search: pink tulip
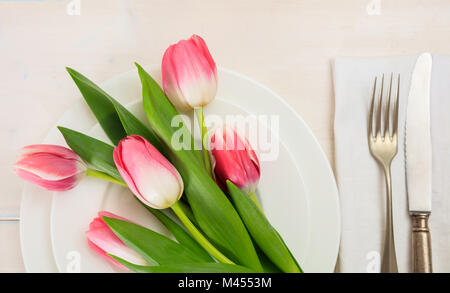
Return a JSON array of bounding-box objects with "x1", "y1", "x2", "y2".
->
[
  {"x1": 162, "y1": 34, "x2": 217, "y2": 110},
  {"x1": 210, "y1": 127, "x2": 260, "y2": 194},
  {"x1": 113, "y1": 135, "x2": 184, "y2": 209},
  {"x1": 86, "y1": 211, "x2": 147, "y2": 270},
  {"x1": 14, "y1": 144, "x2": 87, "y2": 191}
]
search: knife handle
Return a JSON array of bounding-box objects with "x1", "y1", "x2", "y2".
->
[{"x1": 411, "y1": 213, "x2": 433, "y2": 273}]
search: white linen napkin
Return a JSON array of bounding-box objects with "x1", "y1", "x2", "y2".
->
[{"x1": 333, "y1": 54, "x2": 450, "y2": 273}]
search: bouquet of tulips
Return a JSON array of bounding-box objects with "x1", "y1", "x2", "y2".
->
[{"x1": 14, "y1": 35, "x2": 302, "y2": 273}]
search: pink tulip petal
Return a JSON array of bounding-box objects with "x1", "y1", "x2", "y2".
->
[
  {"x1": 161, "y1": 35, "x2": 217, "y2": 109},
  {"x1": 141, "y1": 136, "x2": 181, "y2": 180},
  {"x1": 14, "y1": 168, "x2": 81, "y2": 191},
  {"x1": 162, "y1": 46, "x2": 191, "y2": 110},
  {"x1": 191, "y1": 35, "x2": 217, "y2": 77},
  {"x1": 19, "y1": 144, "x2": 80, "y2": 160},
  {"x1": 86, "y1": 212, "x2": 147, "y2": 268},
  {"x1": 98, "y1": 211, "x2": 129, "y2": 222},
  {"x1": 15, "y1": 153, "x2": 85, "y2": 181},
  {"x1": 89, "y1": 216, "x2": 107, "y2": 230},
  {"x1": 14, "y1": 144, "x2": 86, "y2": 191},
  {"x1": 113, "y1": 136, "x2": 183, "y2": 209},
  {"x1": 87, "y1": 240, "x2": 129, "y2": 271},
  {"x1": 172, "y1": 39, "x2": 214, "y2": 82},
  {"x1": 210, "y1": 127, "x2": 260, "y2": 194},
  {"x1": 113, "y1": 142, "x2": 141, "y2": 198},
  {"x1": 238, "y1": 136, "x2": 260, "y2": 185},
  {"x1": 211, "y1": 133, "x2": 247, "y2": 189}
]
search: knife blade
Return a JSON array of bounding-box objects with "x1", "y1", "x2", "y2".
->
[
  {"x1": 405, "y1": 53, "x2": 432, "y2": 213},
  {"x1": 405, "y1": 52, "x2": 433, "y2": 273}
]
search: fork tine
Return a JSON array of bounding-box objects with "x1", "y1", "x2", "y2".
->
[
  {"x1": 393, "y1": 74, "x2": 400, "y2": 137},
  {"x1": 376, "y1": 74, "x2": 385, "y2": 138},
  {"x1": 385, "y1": 73, "x2": 393, "y2": 138},
  {"x1": 369, "y1": 77, "x2": 377, "y2": 138}
]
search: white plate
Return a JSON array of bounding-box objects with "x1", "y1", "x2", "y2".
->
[{"x1": 21, "y1": 67, "x2": 340, "y2": 273}]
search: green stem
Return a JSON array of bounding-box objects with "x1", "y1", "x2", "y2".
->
[
  {"x1": 171, "y1": 201, "x2": 233, "y2": 264},
  {"x1": 195, "y1": 107, "x2": 212, "y2": 176},
  {"x1": 177, "y1": 200, "x2": 198, "y2": 226},
  {"x1": 86, "y1": 169, "x2": 127, "y2": 187}
]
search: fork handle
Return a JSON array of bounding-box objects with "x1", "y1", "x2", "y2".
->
[
  {"x1": 381, "y1": 166, "x2": 398, "y2": 273},
  {"x1": 411, "y1": 213, "x2": 433, "y2": 273}
]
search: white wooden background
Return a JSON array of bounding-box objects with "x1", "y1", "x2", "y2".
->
[{"x1": 1, "y1": 0, "x2": 450, "y2": 272}]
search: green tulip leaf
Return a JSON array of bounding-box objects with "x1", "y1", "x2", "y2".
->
[
  {"x1": 136, "y1": 63, "x2": 262, "y2": 272},
  {"x1": 103, "y1": 216, "x2": 209, "y2": 266},
  {"x1": 134, "y1": 63, "x2": 203, "y2": 165},
  {"x1": 57, "y1": 126, "x2": 121, "y2": 180},
  {"x1": 66, "y1": 67, "x2": 164, "y2": 151},
  {"x1": 66, "y1": 67, "x2": 126, "y2": 145},
  {"x1": 113, "y1": 102, "x2": 165, "y2": 153},
  {"x1": 109, "y1": 255, "x2": 256, "y2": 273},
  {"x1": 226, "y1": 181, "x2": 303, "y2": 273},
  {"x1": 144, "y1": 207, "x2": 213, "y2": 262},
  {"x1": 257, "y1": 248, "x2": 283, "y2": 273}
]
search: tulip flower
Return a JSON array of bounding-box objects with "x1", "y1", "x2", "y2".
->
[
  {"x1": 162, "y1": 34, "x2": 217, "y2": 175},
  {"x1": 113, "y1": 135, "x2": 183, "y2": 209},
  {"x1": 210, "y1": 127, "x2": 261, "y2": 195},
  {"x1": 113, "y1": 135, "x2": 234, "y2": 265},
  {"x1": 14, "y1": 144, "x2": 87, "y2": 191},
  {"x1": 86, "y1": 211, "x2": 147, "y2": 270},
  {"x1": 161, "y1": 34, "x2": 217, "y2": 110}
]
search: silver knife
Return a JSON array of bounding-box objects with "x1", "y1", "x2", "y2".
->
[{"x1": 405, "y1": 53, "x2": 433, "y2": 273}]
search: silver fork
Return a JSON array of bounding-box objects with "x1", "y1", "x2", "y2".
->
[{"x1": 368, "y1": 73, "x2": 400, "y2": 273}]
